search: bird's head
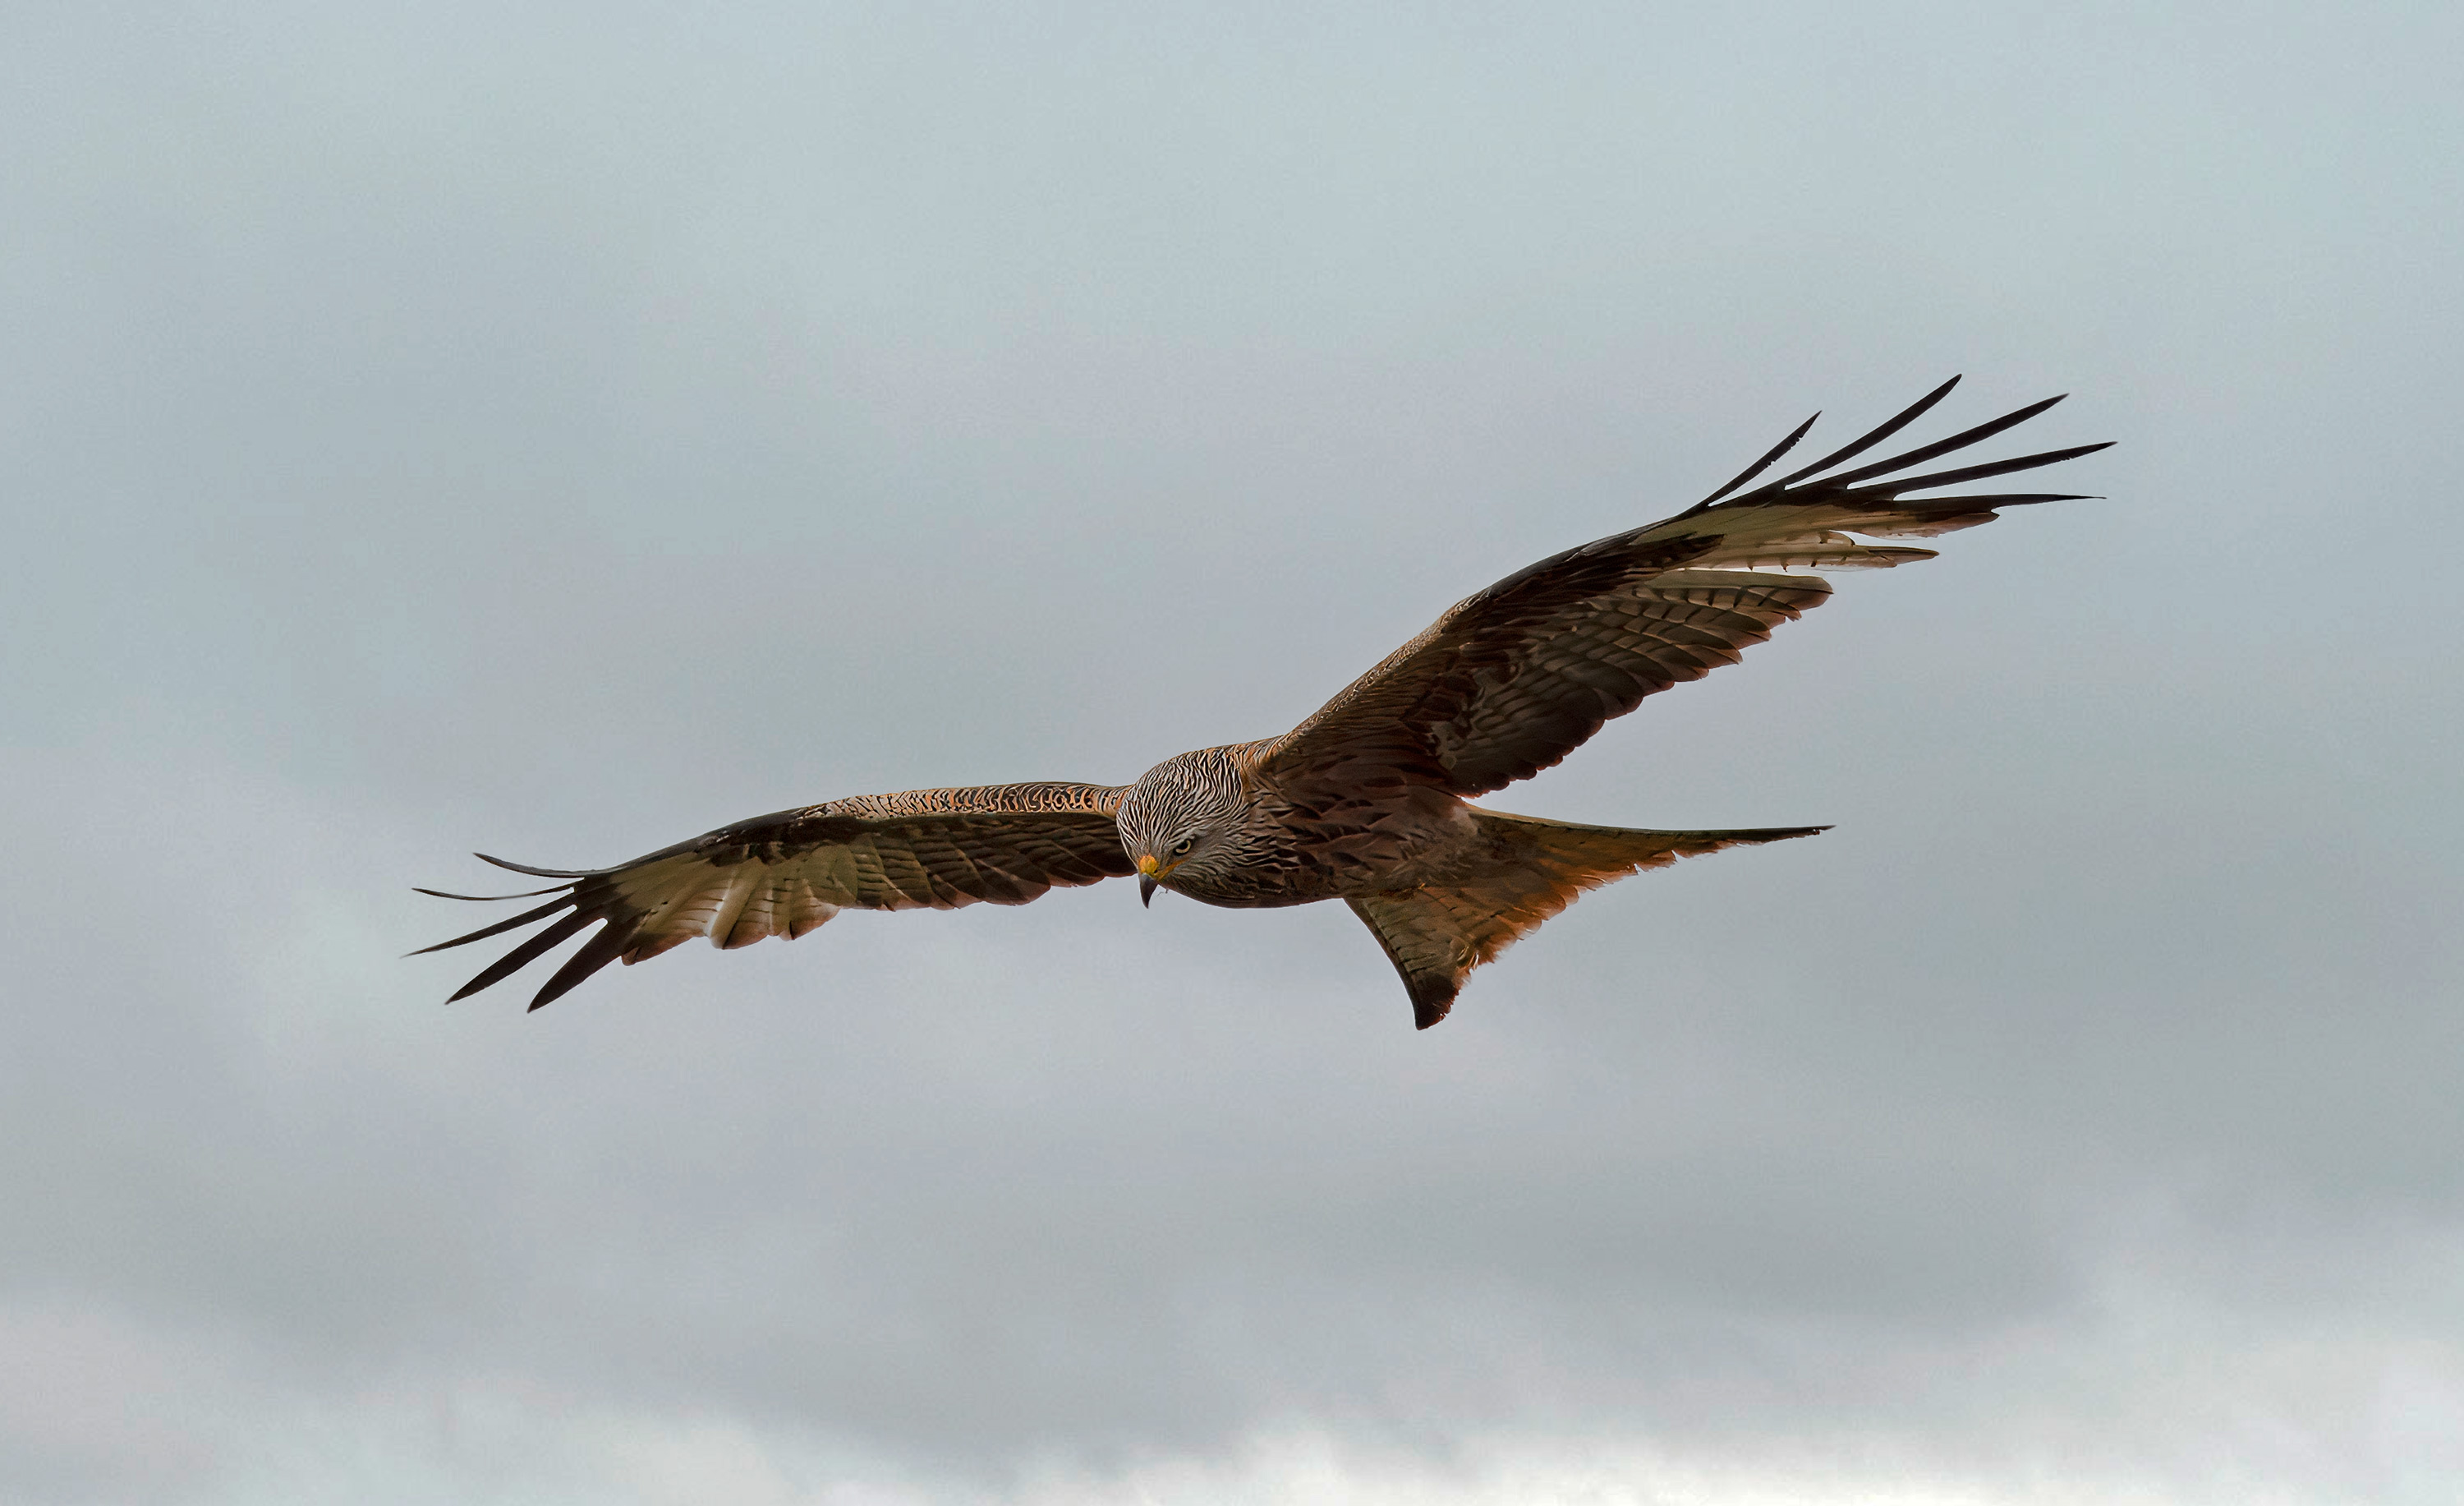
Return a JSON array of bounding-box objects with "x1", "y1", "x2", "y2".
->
[{"x1": 1118, "y1": 748, "x2": 1249, "y2": 906}]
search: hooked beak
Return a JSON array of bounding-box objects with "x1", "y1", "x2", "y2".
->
[{"x1": 1136, "y1": 854, "x2": 1161, "y2": 908}]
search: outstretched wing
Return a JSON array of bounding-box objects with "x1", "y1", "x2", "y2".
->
[
  {"x1": 1264, "y1": 377, "x2": 2110, "y2": 797},
  {"x1": 414, "y1": 781, "x2": 1132, "y2": 1010}
]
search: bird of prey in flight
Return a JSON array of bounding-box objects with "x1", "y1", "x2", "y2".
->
[{"x1": 419, "y1": 376, "x2": 2108, "y2": 1029}]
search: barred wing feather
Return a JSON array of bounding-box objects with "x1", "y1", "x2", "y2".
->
[
  {"x1": 415, "y1": 782, "x2": 1133, "y2": 1010},
  {"x1": 1265, "y1": 378, "x2": 2110, "y2": 798}
]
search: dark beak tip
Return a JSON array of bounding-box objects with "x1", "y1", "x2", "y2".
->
[{"x1": 1139, "y1": 875, "x2": 1157, "y2": 907}]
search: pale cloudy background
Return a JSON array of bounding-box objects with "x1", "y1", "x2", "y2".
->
[{"x1": 5, "y1": 2, "x2": 2460, "y2": 1503}]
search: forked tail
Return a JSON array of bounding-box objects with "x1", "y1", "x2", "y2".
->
[{"x1": 1348, "y1": 810, "x2": 1824, "y2": 1029}]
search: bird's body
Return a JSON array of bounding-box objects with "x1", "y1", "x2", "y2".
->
[
  {"x1": 1121, "y1": 740, "x2": 1481, "y2": 909},
  {"x1": 420, "y1": 378, "x2": 2108, "y2": 1028}
]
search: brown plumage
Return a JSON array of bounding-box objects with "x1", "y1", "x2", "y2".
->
[{"x1": 416, "y1": 377, "x2": 2108, "y2": 1027}]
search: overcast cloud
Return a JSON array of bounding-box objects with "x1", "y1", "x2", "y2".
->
[{"x1": 5, "y1": 2, "x2": 2461, "y2": 1502}]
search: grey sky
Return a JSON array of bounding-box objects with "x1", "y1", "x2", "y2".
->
[{"x1": 5, "y1": 2, "x2": 2461, "y2": 1502}]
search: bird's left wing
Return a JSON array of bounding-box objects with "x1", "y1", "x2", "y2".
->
[
  {"x1": 1263, "y1": 378, "x2": 2111, "y2": 798},
  {"x1": 415, "y1": 781, "x2": 1132, "y2": 1010}
]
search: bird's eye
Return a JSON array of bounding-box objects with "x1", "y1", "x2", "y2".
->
[{"x1": 1170, "y1": 836, "x2": 1196, "y2": 856}]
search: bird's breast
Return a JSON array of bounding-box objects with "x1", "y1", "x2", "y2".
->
[{"x1": 1167, "y1": 788, "x2": 1479, "y2": 908}]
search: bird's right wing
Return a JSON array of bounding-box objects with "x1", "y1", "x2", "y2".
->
[
  {"x1": 1263, "y1": 378, "x2": 2110, "y2": 799},
  {"x1": 414, "y1": 781, "x2": 1132, "y2": 1010}
]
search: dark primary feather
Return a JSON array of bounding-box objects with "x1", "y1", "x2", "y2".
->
[
  {"x1": 1265, "y1": 381, "x2": 2110, "y2": 798},
  {"x1": 1693, "y1": 409, "x2": 1823, "y2": 508},
  {"x1": 1816, "y1": 391, "x2": 2066, "y2": 490},
  {"x1": 1764, "y1": 375, "x2": 1965, "y2": 490},
  {"x1": 410, "y1": 880, "x2": 571, "y2": 900},
  {"x1": 414, "y1": 783, "x2": 1132, "y2": 1011}
]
